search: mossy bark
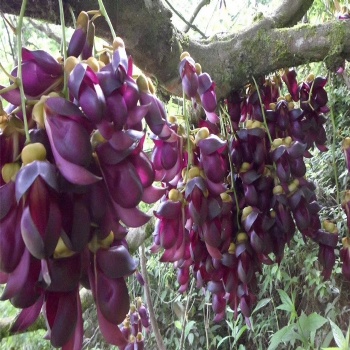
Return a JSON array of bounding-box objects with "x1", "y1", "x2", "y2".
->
[{"x1": 1, "y1": 0, "x2": 350, "y2": 98}]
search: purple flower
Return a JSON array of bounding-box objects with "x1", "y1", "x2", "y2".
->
[{"x1": 11, "y1": 48, "x2": 63, "y2": 99}]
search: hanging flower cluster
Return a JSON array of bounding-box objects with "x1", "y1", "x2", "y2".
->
[
  {"x1": 149, "y1": 51, "x2": 339, "y2": 325},
  {"x1": 0, "y1": 5, "x2": 344, "y2": 350},
  {"x1": 0, "y1": 11, "x2": 165, "y2": 349}
]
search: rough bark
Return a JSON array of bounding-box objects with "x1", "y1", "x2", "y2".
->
[{"x1": 1, "y1": 0, "x2": 349, "y2": 99}]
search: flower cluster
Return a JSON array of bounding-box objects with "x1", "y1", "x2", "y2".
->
[
  {"x1": 0, "y1": 7, "x2": 342, "y2": 349},
  {"x1": 119, "y1": 297, "x2": 150, "y2": 350},
  {"x1": 0, "y1": 12, "x2": 164, "y2": 349},
  {"x1": 150, "y1": 59, "x2": 338, "y2": 325}
]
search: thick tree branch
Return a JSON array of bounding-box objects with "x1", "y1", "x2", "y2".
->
[
  {"x1": 268, "y1": 0, "x2": 315, "y2": 27},
  {"x1": 1, "y1": 0, "x2": 349, "y2": 100},
  {"x1": 163, "y1": 0, "x2": 207, "y2": 38},
  {"x1": 183, "y1": 0, "x2": 210, "y2": 33}
]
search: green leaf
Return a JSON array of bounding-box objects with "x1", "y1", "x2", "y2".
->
[
  {"x1": 252, "y1": 298, "x2": 271, "y2": 314},
  {"x1": 277, "y1": 289, "x2": 295, "y2": 311},
  {"x1": 268, "y1": 324, "x2": 296, "y2": 350},
  {"x1": 174, "y1": 320, "x2": 182, "y2": 330},
  {"x1": 232, "y1": 325, "x2": 248, "y2": 345},
  {"x1": 188, "y1": 333, "x2": 194, "y2": 345},
  {"x1": 276, "y1": 304, "x2": 294, "y2": 312},
  {"x1": 185, "y1": 320, "x2": 196, "y2": 338},
  {"x1": 329, "y1": 319, "x2": 346, "y2": 348},
  {"x1": 298, "y1": 312, "x2": 327, "y2": 337},
  {"x1": 217, "y1": 335, "x2": 231, "y2": 348}
]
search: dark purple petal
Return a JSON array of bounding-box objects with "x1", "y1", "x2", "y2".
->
[
  {"x1": 198, "y1": 73, "x2": 213, "y2": 95},
  {"x1": 22, "y1": 48, "x2": 62, "y2": 75},
  {"x1": 0, "y1": 181, "x2": 16, "y2": 220},
  {"x1": 96, "y1": 245, "x2": 137, "y2": 279},
  {"x1": 46, "y1": 254, "x2": 81, "y2": 292},
  {"x1": 96, "y1": 272, "x2": 129, "y2": 324},
  {"x1": 0, "y1": 247, "x2": 30, "y2": 301},
  {"x1": 45, "y1": 291, "x2": 78, "y2": 348},
  {"x1": 15, "y1": 161, "x2": 58, "y2": 202},
  {"x1": 96, "y1": 302, "x2": 128, "y2": 347},
  {"x1": 46, "y1": 121, "x2": 101, "y2": 185},
  {"x1": 21, "y1": 206, "x2": 45, "y2": 259},
  {"x1": 10, "y1": 295, "x2": 44, "y2": 333},
  {"x1": 62, "y1": 292, "x2": 83, "y2": 350},
  {"x1": 197, "y1": 134, "x2": 226, "y2": 155},
  {"x1": 142, "y1": 185, "x2": 165, "y2": 203},
  {"x1": 113, "y1": 203, "x2": 150, "y2": 227}
]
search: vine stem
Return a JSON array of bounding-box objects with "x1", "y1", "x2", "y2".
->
[
  {"x1": 183, "y1": 91, "x2": 193, "y2": 169},
  {"x1": 58, "y1": 0, "x2": 68, "y2": 98},
  {"x1": 179, "y1": 279, "x2": 195, "y2": 350},
  {"x1": 219, "y1": 106, "x2": 241, "y2": 229},
  {"x1": 329, "y1": 82, "x2": 340, "y2": 206},
  {"x1": 97, "y1": 0, "x2": 117, "y2": 41},
  {"x1": 16, "y1": 0, "x2": 30, "y2": 143},
  {"x1": 327, "y1": 74, "x2": 341, "y2": 209},
  {"x1": 252, "y1": 76, "x2": 273, "y2": 145},
  {"x1": 139, "y1": 244, "x2": 166, "y2": 350}
]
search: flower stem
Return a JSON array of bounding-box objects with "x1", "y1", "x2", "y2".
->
[
  {"x1": 329, "y1": 77, "x2": 340, "y2": 206},
  {"x1": 252, "y1": 76, "x2": 273, "y2": 145},
  {"x1": 97, "y1": 0, "x2": 117, "y2": 41},
  {"x1": 183, "y1": 91, "x2": 193, "y2": 169},
  {"x1": 58, "y1": 0, "x2": 68, "y2": 99},
  {"x1": 16, "y1": 0, "x2": 30, "y2": 143},
  {"x1": 219, "y1": 105, "x2": 241, "y2": 229}
]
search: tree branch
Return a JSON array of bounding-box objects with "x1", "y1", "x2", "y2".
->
[
  {"x1": 27, "y1": 18, "x2": 61, "y2": 44},
  {"x1": 163, "y1": 0, "x2": 207, "y2": 38},
  {"x1": 268, "y1": 0, "x2": 315, "y2": 27},
  {"x1": 1, "y1": 0, "x2": 349, "y2": 99},
  {"x1": 183, "y1": 0, "x2": 210, "y2": 33}
]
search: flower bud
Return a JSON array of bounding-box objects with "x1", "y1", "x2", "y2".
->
[
  {"x1": 323, "y1": 220, "x2": 338, "y2": 234},
  {"x1": 194, "y1": 127, "x2": 209, "y2": 144},
  {"x1": 21, "y1": 142, "x2": 47, "y2": 165},
  {"x1": 195, "y1": 63, "x2": 202, "y2": 75},
  {"x1": 237, "y1": 232, "x2": 248, "y2": 243},
  {"x1": 342, "y1": 236, "x2": 350, "y2": 248},
  {"x1": 136, "y1": 74, "x2": 150, "y2": 93},
  {"x1": 99, "y1": 231, "x2": 115, "y2": 249},
  {"x1": 288, "y1": 179, "x2": 299, "y2": 193},
  {"x1": 86, "y1": 56, "x2": 100, "y2": 72},
  {"x1": 53, "y1": 237, "x2": 75, "y2": 259},
  {"x1": 64, "y1": 56, "x2": 79, "y2": 74},
  {"x1": 241, "y1": 206, "x2": 253, "y2": 221},
  {"x1": 269, "y1": 102, "x2": 276, "y2": 110},
  {"x1": 273, "y1": 185, "x2": 284, "y2": 195},
  {"x1": 285, "y1": 93, "x2": 292, "y2": 102},
  {"x1": 228, "y1": 242, "x2": 236, "y2": 254},
  {"x1": 99, "y1": 51, "x2": 110, "y2": 65},
  {"x1": 168, "y1": 188, "x2": 182, "y2": 202},
  {"x1": 306, "y1": 73, "x2": 315, "y2": 83},
  {"x1": 220, "y1": 192, "x2": 232, "y2": 203},
  {"x1": 113, "y1": 37, "x2": 125, "y2": 51},
  {"x1": 180, "y1": 51, "x2": 190, "y2": 61},
  {"x1": 188, "y1": 166, "x2": 201, "y2": 179},
  {"x1": 1, "y1": 162, "x2": 21, "y2": 183}
]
